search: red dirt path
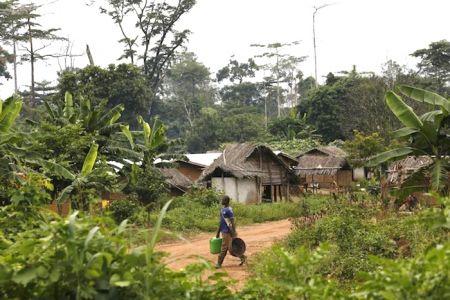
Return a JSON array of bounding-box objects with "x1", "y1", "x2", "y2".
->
[{"x1": 157, "y1": 219, "x2": 292, "y2": 285}]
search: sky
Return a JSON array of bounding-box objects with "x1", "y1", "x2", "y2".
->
[{"x1": 1, "y1": 0, "x2": 449, "y2": 98}]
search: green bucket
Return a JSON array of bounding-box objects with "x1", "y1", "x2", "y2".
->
[{"x1": 210, "y1": 237, "x2": 222, "y2": 254}]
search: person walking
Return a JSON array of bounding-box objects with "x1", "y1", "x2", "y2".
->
[{"x1": 215, "y1": 195, "x2": 246, "y2": 268}]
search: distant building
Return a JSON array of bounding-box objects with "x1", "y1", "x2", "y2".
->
[
  {"x1": 159, "y1": 168, "x2": 193, "y2": 197},
  {"x1": 198, "y1": 143, "x2": 297, "y2": 203},
  {"x1": 274, "y1": 150, "x2": 298, "y2": 168},
  {"x1": 174, "y1": 153, "x2": 222, "y2": 182},
  {"x1": 386, "y1": 156, "x2": 434, "y2": 189},
  {"x1": 295, "y1": 146, "x2": 353, "y2": 189}
]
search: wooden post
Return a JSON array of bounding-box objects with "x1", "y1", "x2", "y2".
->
[
  {"x1": 235, "y1": 179, "x2": 239, "y2": 202},
  {"x1": 279, "y1": 185, "x2": 283, "y2": 202},
  {"x1": 287, "y1": 182, "x2": 290, "y2": 201},
  {"x1": 272, "y1": 186, "x2": 276, "y2": 202}
]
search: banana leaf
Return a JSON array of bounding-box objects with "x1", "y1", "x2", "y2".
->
[
  {"x1": 138, "y1": 116, "x2": 151, "y2": 146},
  {"x1": 99, "y1": 123, "x2": 123, "y2": 136},
  {"x1": 120, "y1": 125, "x2": 135, "y2": 149},
  {"x1": 366, "y1": 147, "x2": 414, "y2": 167},
  {"x1": 97, "y1": 104, "x2": 124, "y2": 128},
  {"x1": 392, "y1": 127, "x2": 418, "y2": 139},
  {"x1": 421, "y1": 110, "x2": 443, "y2": 123},
  {"x1": 431, "y1": 159, "x2": 448, "y2": 193},
  {"x1": 0, "y1": 98, "x2": 22, "y2": 133},
  {"x1": 81, "y1": 143, "x2": 99, "y2": 177},
  {"x1": 43, "y1": 99, "x2": 56, "y2": 120},
  {"x1": 398, "y1": 85, "x2": 450, "y2": 114},
  {"x1": 63, "y1": 92, "x2": 74, "y2": 120},
  {"x1": 56, "y1": 184, "x2": 74, "y2": 204},
  {"x1": 419, "y1": 121, "x2": 439, "y2": 145},
  {"x1": 386, "y1": 91, "x2": 423, "y2": 129},
  {"x1": 39, "y1": 160, "x2": 76, "y2": 180},
  {"x1": 79, "y1": 96, "x2": 91, "y2": 126}
]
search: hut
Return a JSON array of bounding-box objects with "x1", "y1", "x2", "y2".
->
[
  {"x1": 274, "y1": 151, "x2": 298, "y2": 168},
  {"x1": 386, "y1": 156, "x2": 434, "y2": 188},
  {"x1": 198, "y1": 143, "x2": 296, "y2": 203},
  {"x1": 295, "y1": 146, "x2": 353, "y2": 189},
  {"x1": 159, "y1": 168, "x2": 193, "y2": 196}
]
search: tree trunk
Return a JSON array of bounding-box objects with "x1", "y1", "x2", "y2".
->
[
  {"x1": 28, "y1": 17, "x2": 35, "y2": 105},
  {"x1": 86, "y1": 44, "x2": 95, "y2": 66},
  {"x1": 13, "y1": 41, "x2": 18, "y2": 93}
]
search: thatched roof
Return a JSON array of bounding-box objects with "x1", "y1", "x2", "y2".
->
[
  {"x1": 295, "y1": 146, "x2": 350, "y2": 176},
  {"x1": 198, "y1": 143, "x2": 293, "y2": 182},
  {"x1": 387, "y1": 156, "x2": 433, "y2": 186},
  {"x1": 274, "y1": 151, "x2": 298, "y2": 167},
  {"x1": 159, "y1": 168, "x2": 192, "y2": 191},
  {"x1": 296, "y1": 146, "x2": 347, "y2": 159}
]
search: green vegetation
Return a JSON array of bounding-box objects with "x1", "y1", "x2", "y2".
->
[
  {"x1": 0, "y1": 0, "x2": 449, "y2": 298},
  {"x1": 150, "y1": 188, "x2": 316, "y2": 233},
  {"x1": 0, "y1": 203, "x2": 233, "y2": 299},
  {"x1": 242, "y1": 197, "x2": 450, "y2": 298}
]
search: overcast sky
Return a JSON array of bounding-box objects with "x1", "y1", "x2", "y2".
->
[{"x1": 1, "y1": 0, "x2": 449, "y2": 98}]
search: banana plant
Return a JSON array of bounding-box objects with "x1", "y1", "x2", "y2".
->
[
  {"x1": 369, "y1": 85, "x2": 449, "y2": 195},
  {"x1": 41, "y1": 142, "x2": 113, "y2": 211},
  {"x1": 44, "y1": 92, "x2": 125, "y2": 135},
  {"x1": 120, "y1": 116, "x2": 169, "y2": 168}
]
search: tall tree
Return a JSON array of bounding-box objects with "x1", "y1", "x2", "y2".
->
[
  {"x1": 0, "y1": 46, "x2": 12, "y2": 81},
  {"x1": 56, "y1": 64, "x2": 152, "y2": 127},
  {"x1": 163, "y1": 52, "x2": 213, "y2": 130},
  {"x1": 411, "y1": 40, "x2": 450, "y2": 92},
  {"x1": 216, "y1": 57, "x2": 262, "y2": 108},
  {"x1": 216, "y1": 57, "x2": 259, "y2": 84},
  {"x1": 251, "y1": 42, "x2": 306, "y2": 117},
  {"x1": 101, "y1": 0, "x2": 196, "y2": 114},
  {"x1": 0, "y1": 0, "x2": 29, "y2": 92},
  {"x1": 20, "y1": 4, "x2": 64, "y2": 105}
]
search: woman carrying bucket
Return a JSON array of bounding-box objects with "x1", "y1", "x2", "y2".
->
[{"x1": 213, "y1": 195, "x2": 247, "y2": 269}]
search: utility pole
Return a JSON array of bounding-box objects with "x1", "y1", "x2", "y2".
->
[{"x1": 313, "y1": 4, "x2": 331, "y2": 88}]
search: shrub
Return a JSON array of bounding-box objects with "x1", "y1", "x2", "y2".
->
[
  {"x1": 286, "y1": 204, "x2": 397, "y2": 280},
  {"x1": 354, "y1": 242, "x2": 450, "y2": 299},
  {"x1": 0, "y1": 207, "x2": 234, "y2": 299},
  {"x1": 109, "y1": 198, "x2": 140, "y2": 224},
  {"x1": 240, "y1": 244, "x2": 344, "y2": 299}
]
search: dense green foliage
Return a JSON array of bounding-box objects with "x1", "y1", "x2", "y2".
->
[
  {"x1": 0, "y1": 204, "x2": 233, "y2": 299},
  {"x1": 242, "y1": 197, "x2": 450, "y2": 298},
  {"x1": 369, "y1": 86, "x2": 450, "y2": 198}
]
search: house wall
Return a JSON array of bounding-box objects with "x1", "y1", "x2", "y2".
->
[
  {"x1": 353, "y1": 168, "x2": 366, "y2": 181},
  {"x1": 337, "y1": 170, "x2": 353, "y2": 187},
  {"x1": 304, "y1": 174, "x2": 336, "y2": 189},
  {"x1": 177, "y1": 165, "x2": 203, "y2": 182},
  {"x1": 211, "y1": 177, "x2": 258, "y2": 203}
]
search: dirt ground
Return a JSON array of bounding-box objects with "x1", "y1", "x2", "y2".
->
[{"x1": 157, "y1": 219, "x2": 292, "y2": 286}]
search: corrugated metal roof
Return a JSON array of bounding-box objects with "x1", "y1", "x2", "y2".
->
[{"x1": 185, "y1": 153, "x2": 222, "y2": 167}]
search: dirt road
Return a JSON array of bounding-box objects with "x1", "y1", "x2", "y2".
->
[{"x1": 157, "y1": 219, "x2": 292, "y2": 285}]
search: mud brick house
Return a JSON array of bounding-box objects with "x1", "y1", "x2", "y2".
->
[{"x1": 198, "y1": 143, "x2": 297, "y2": 203}]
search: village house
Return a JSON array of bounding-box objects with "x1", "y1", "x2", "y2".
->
[
  {"x1": 159, "y1": 168, "x2": 193, "y2": 196},
  {"x1": 274, "y1": 151, "x2": 298, "y2": 168},
  {"x1": 198, "y1": 143, "x2": 297, "y2": 203},
  {"x1": 295, "y1": 146, "x2": 353, "y2": 190}
]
